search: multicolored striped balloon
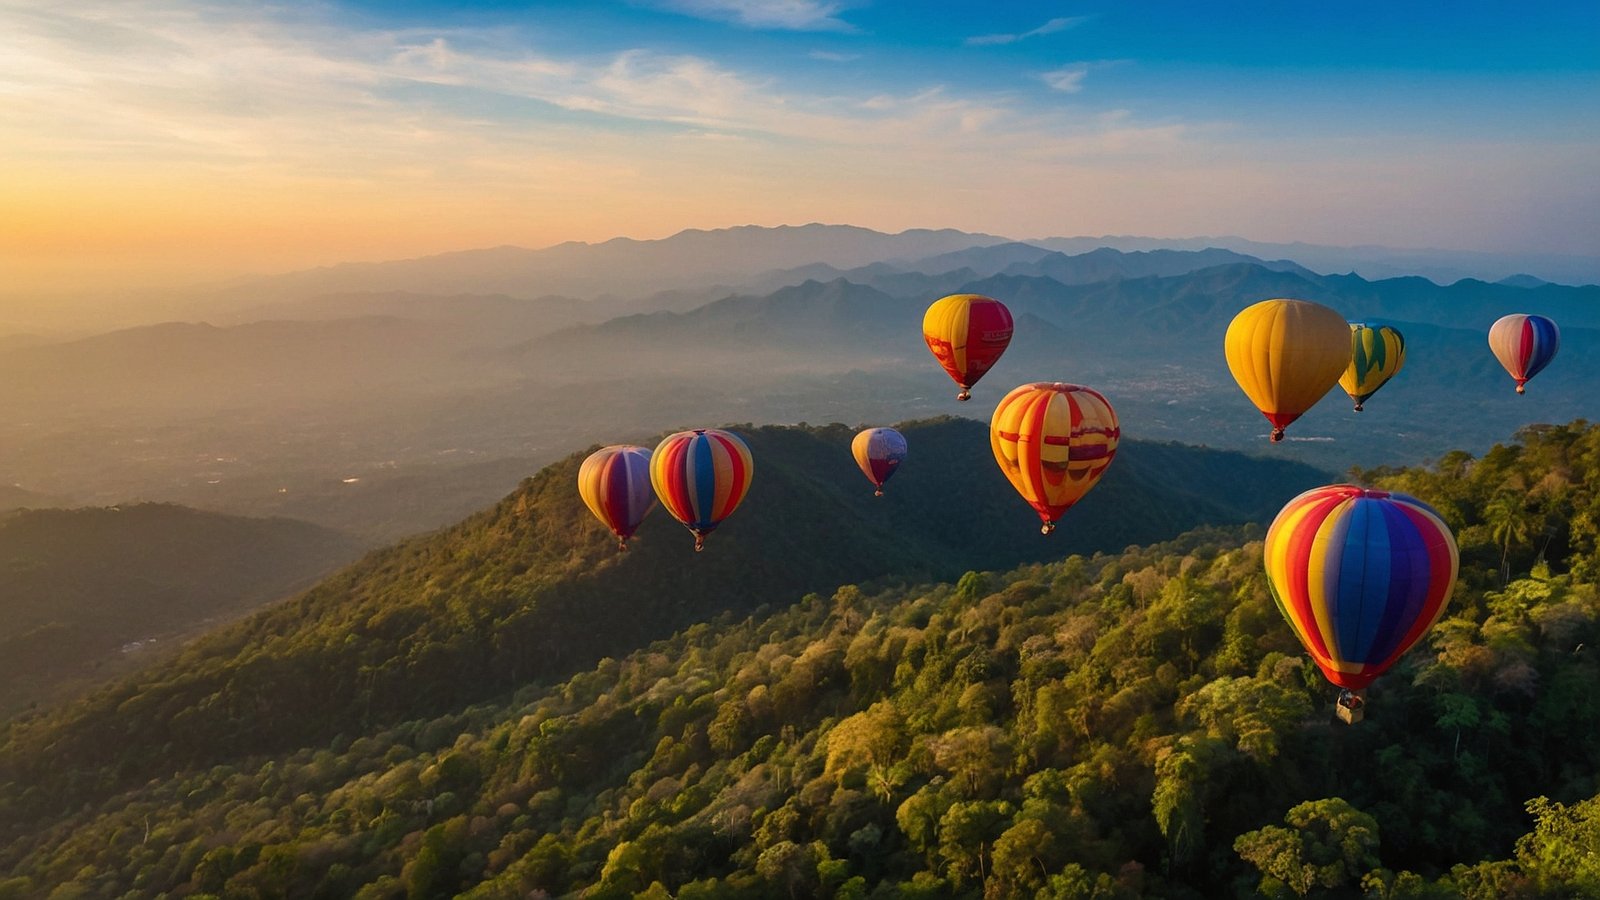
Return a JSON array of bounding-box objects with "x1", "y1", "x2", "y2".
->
[
  {"x1": 1489, "y1": 314, "x2": 1560, "y2": 394},
  {"x1": 577, "y1": 445, "x2": 657, "y2": 551},
  {"x1": 1224, "y1": 298, "x2": 1350, "y2": 442},
  {"x1": 851, "y1": 427, "x2": 907, "y2": 496},
  {"x1": 990, "y1": 383, "x2": 1119, "y2": 534},
  {"x1": 923, "y1": 294, "x2": 1014, "y2": 401},
  {"x1": 1340, "y1": 322, "x2": 1406, "y2": 412},
  {"x1": 1264, "y1": 485, "x2": 1459, "y2": 691},
  {"x1": 649, "y1": 429, "x2": 754, "y2": 551}
]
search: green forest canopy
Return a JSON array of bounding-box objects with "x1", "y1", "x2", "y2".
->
[{"x1": 0, "y1": 420, "x2": 1597, "y2": 898}]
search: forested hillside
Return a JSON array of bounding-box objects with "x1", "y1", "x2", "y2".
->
[
  {"x1": 0, "y1": 422, "x2": 1596, "y2": 898},
  {"x1": 0, "y1": 419, "x2": 1326, "y2": 812}
]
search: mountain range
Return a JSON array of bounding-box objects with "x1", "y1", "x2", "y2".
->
[{"x1": 0, "y1": 228, "x2": 1593, "y2": 546}]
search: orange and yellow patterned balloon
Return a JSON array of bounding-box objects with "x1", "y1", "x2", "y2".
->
[
  {"x1": 923, "y1": 294, "x2": 1014, "y2": 401},
  {"x1": 1224, "y1": 298, "x2": 1350, "y2": 441},
  {"x1": 649, "y1": 429, "x2": 754, "y2": 551},
  {"x1": 990, "y1": 383, "x2": 1119, "y2": 533}
]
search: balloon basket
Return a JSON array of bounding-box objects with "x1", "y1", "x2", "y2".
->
[
  {"x1": 1516, "y1": 384, "x2": 1526, "y2": 395},
  {"x1": 1040, "y1": 522, "x2": 1056, "y2": 535},
  {"x1": 1353, "y1": 402, "x2": 1364, "y2": 412},
  {"x1": 1270, "y1": 428, "x2": 1285, "y2": 443},
  {"x1": 957, "y1": 389, "x2": 971, "y2": 401},
  {"x1": 1335, "y1": 689, "x2": 1366, "y2": 725},
  {"x1": 874, "y1": 489, "x2": 883, "y2": 497},
  {"x1": 693, "y1": 534, "x2": 706, "y2": 552}
]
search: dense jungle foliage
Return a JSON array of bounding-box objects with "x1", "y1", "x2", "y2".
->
[{"x1": 1, "y1": 420, "x2": 1597, "y2": 898}]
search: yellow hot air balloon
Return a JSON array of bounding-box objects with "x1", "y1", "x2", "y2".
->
[
  {"x1": 1339, "y1": 322, "x2": 1406, "y2": 412},
  {"x1": 1224, "y1": 298, "x2": 1350, "y2": 442},
  {"x1": 990, "y1": 382, "x2": 1119, "y2": 533}
]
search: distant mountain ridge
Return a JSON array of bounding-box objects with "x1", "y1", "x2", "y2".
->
[{"x1": 187, "y1": 225, "x2": 1599, "y2": 320}]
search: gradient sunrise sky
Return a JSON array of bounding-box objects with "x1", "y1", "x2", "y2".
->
[{"x1": 4, "y1": 0, "x2": 1597, "y2": 294}]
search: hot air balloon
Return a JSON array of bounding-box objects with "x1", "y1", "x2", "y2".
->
[
  {"x1": 923, "y1": 294, "x2": 1013, "y2": 401},
  {"x1": 851, "y1": 427, "x2": 907, "y2": 496},
  {"x1": 1489, "y1": 314, "x2": 1560, "y2": 394},
  {"x1": 649, "y1": 429, "x2": 754, "y2": 551},
  {"x1": 577, "y1": 445, "x2": 657, "y2": 551},
  {"x1": 1264, "y1": 485, "x2": 1459, "y2": 722},
  {"x1": 1224, "y1": 298, "x2": 1350, "y2": 442},
  {"x1": 990, "y1": 382, "x2": 1119, "y2": 534},
  {"x1": 1340, "y1": 322, "x2": 1406, "y2": 412}
]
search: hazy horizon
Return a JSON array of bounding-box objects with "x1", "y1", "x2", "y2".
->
[{"x1": 5, "y1": 1, "x2": 1597, "y2": 297}]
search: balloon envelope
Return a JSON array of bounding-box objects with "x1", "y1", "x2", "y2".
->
[
  {"x1": 990, "y1": 382, "x2": 1119, "y2": 533},
  {"x1": 1224, "y1": 298, "x2": 1350, "y2": 441},
  {"x1": 1264, "y1": 485, "x2": 1459, "y2": 691},
  {"x1": 923, "y1": 294, "x2": 1013, "y2": 401},
  {"x1": 852, "y1": 427, "x2": 907, "y2": 496},
  {"x1": 649, "y1": 429, "x2": 754, "y2": 551},
  {"x1": 1340, "y1": 323, "x2": 1406, "y2": 411},
  {"x1": 1489, "y1": 314, "x2": 1560, "y2": 394},
  {"x1": 577, "y1": 445, "x2": 657, "y2": 550}
]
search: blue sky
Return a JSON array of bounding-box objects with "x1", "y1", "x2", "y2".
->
[{"x1": 3, "y1": 0, "x2": 1596, "y2": 291}]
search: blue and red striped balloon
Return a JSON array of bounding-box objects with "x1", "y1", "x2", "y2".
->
[
  {"x1": 1264, "y1": 485, "x2": 1459, "y2": 691},
  {"x1": 650, "y1": 429, "x2": 754, "y2": 551},
  {"x1": 577, "y1": 445, "x2": 657, "y2": 551},
  {"x1": 1489, "y1": 314, "x2": 1560, "y2": 394},
  {"x1": 851, "y1": 427, "x2": 907, "y2": 496}
]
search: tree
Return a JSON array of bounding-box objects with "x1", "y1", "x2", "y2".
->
[
  {"x1": 1514, "y1": 795, "x2": 1600, "y2": 895},
  {"x1": 1485, "y1": 493, "x2": 1532, "y2": 587},
  {"x1": 824, "y1": 701, "x2": 907, "y2": 802},
  {"x1": 1234, "y1": 798, "x2": 1381, "y2": 897}
]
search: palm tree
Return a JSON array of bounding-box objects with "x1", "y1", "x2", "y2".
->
[{"x1": 1484, "y1": 493, "x2": 1531, "y2": 586}]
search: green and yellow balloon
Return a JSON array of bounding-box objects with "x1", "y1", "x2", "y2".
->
[{"x1": 1340, "y1": 323, "x2": 1406, "y2": 412}]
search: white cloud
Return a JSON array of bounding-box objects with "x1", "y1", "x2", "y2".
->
[
  {"x1": 1042, "y1": 64, "x2": 1088, "y2": 93},
  {"x1": 967, "y1": 15, "x2": 1089, "y2": 47},
  {"x1": 809, "y1": 50, "x2": 860, "y2": 62},
  {"x1": 652, "y1": 0, "x2": 855, "y2": 32}
]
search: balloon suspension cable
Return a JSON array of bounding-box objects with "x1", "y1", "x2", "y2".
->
[
  {"x1": 957, "y1": 389, "x2": 971, "y2": 401},
  {"x1": 693, "y1": 533, "x2": 706, "y2": 552},
  {"x1": 1041, "y1": 521, "x2": 1056, "y2": 535},
  {"x1": 1270, "y1": 428, "x2": 1285, "y2": 443}
]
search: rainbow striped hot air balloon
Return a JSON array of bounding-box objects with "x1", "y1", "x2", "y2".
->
[
  {"x1": 1264, "y1": 485, "x2": 1459, "y2": 696},
  {"x1": 851, "y1": 427, "x2": 907, "y2": 497},
  {"x1": 923, "y1": 294, "x2": 1013, "y2": 401},
  {"x1": 649, "y1": 429, "x2": 754, "y2": 551},
  {"x1": 1489, "y1": 314, "x2": 1560, "y2": 394},
  {"x1": 1340, "y1": 323, "x2": 1406, "y2": 412},
  {"x1": 990, "y1": 383, "x2": 1119, "y2": 534},
  {"x1": 577, "y1": 445, "x2": 657, "y2": 551},
  {"x1": 1224, "y1": 298, "x2": 1351, "y2": 442}
]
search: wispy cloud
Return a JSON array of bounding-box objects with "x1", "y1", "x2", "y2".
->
[
  {"x1": 809, "y1": 50, "x2": 860, "y2": 62},
  {"x1": 652, "y1": 0, "x2": 856, "y2": 32},
  {"x1": 966, "y1": 15, "x2": 1089, "y2": 47},
  {"x1": 1041, "y1": 64, "x2": 1088, "y2": 92}
]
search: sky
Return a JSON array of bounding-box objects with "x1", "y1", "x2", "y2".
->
[{"x1": 3, "y1": 0, "x2": 1598, "y2": 295}]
